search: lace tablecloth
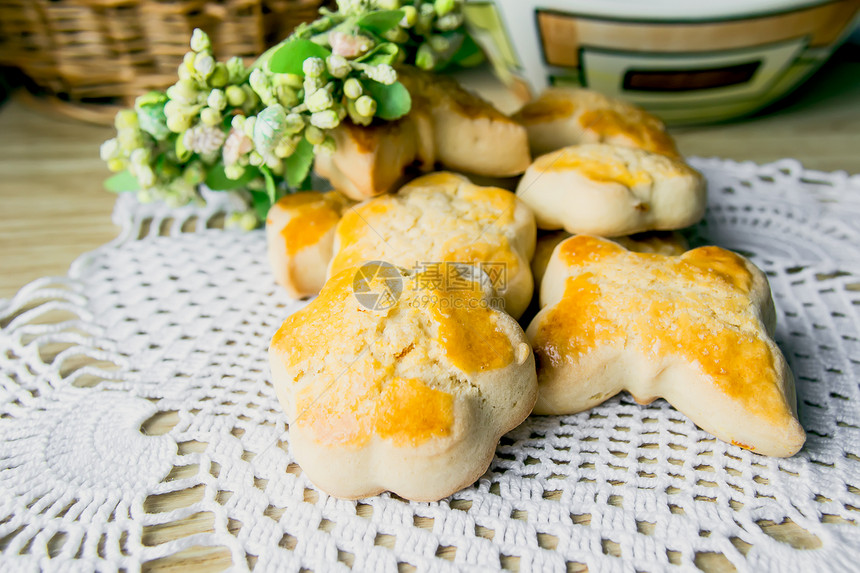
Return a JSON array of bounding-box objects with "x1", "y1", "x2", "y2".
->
[{"x1": 1, "y1": 159, "x2": 859, "y2": 572}]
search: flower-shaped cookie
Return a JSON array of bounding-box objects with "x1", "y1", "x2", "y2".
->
[
  {"x1": 516, "y1": 144, "x2": 706, "y2": 237},
  {"x1": 527, "y1": 235, "x2": 805, "y2": 457},
  {"x1": 266, "y1": 191, "x2": 354, "y2": 298},
  {"x1": 531, "y1": 230, "x2": 688, "y2": 291},
  {"x1": 314, "y1": 68, "x2": 530, "y2": 199},
  {"x1": 328, "y1": 172, "x2": 537, "y2": 318},
  {"x1": 514, "y1": 87, "x2": 679, "y2": 158},
  {"x1": 269, "y1": 263, "x2": 537, "y2": 501}
]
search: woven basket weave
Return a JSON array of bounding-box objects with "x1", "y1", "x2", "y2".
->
[{"x1": 0, "y1": 0, "x2": 324, "y2": 124}]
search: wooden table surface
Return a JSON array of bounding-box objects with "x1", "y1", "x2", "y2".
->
[{"x1": 1, "y1": 51, "x2": 858, "y2": 572}]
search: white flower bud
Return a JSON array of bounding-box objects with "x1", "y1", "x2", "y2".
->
[
  {"x1": 118, "y1": 128, "x2": 144, "y2": 151},
  {"x1": 355, "y1": 95, "x2": 377, "y2": 118},
  {"x1": 326, "y1": 54, "x2": 351, "y2": 79},
  {"x1": 207, "y1": 89, "x2": 226, "y2": 111},
  {"x1": 115, "y1": 110, "x2": 138, "y2": 130},
  {"x1": 275, "y1": 85, "x2": 299, "y2": 108},
  {"x1": 434, "y1": 0, "x2": 455, "y2": 17},
  {"x1": 374, "y1": 0, "x2": 401, "y2": 9},
  {"x1": 226, "y1": 56, "x2": 246, "y2": 84},
  {"x1": 364, "y1": 63, "x2": 397, "y2": 85},
  {"x1": 435, "y1": 12, "x2": 464, "y2": 31},
  {"x1": 209, "y1": 63, "x2": 229, "y2": 88},
  {"x1": 107, "y1": 158, "x2": 126, "y2": 172},
  {"x1": 129, "y1": 148, "x2": 150, "y2": 167},
  {"x1": 275, "y1": 137, "x2": 298, "y2": 158},
  {"x1": 167, "y1": 79, "x2": 200, "y2": 105},
  {"x1": 282, "y1": 73, "x2": 304, "y2": 89},
  {"x1": 249, "y1": 69, "x2": 270, "y2": 95},
  {"x1": 224, "y1": 163, "x2": 246, "y2": 180},
  {"x1": 183, "y1": 124, "x2": 227, "y2": 155},
  {"x1": 302, "y1": 57, "x2": 326, "y2": 78},
  {"x1": 303, "y1": 75, "x2": 324, "y2": 97},
  {"x1": 329, "y1": 31, "x2": 374, "y2": 58},
  {"x1": 305, "y1": 86, "x2": 334, "y2": 113},
  {"x1": 383, "y1": 27, "x2": 409, "y2": 43},
  {"x1": 136, "y1": 164, "x2": 156, "y2": 188},
  {"x1": 343, "y1": 78, "x2": 363, "y2": 99},
  {"x1": 284, "y1": 113, "x2": 305, "y2": 134},
  {"x1": 163, "y1": 99, "x2": 183, "y2": 119},
  {"x1": 304, "y1": 125, "x2": 325, "y2": 145},
  {"x1": 100, "y1": 138, "x2": 120, "y2": 162},
  {"x1": 166, "y1": 114, "x2": 193, "y2": 133},
  {"x1": 226, "y1": 85, "x2": 246, "y2": 107},
  {"x1": 429, "y1": 34, "x2": 451, "y2": 53},
  {"x1": 310, "y1": 110, "x2": 340, "y2": 130},
  {"x1": 400, "y1": 5, "x2": 417, "y2": 27},
  {"x1": 243, "y1": 116, "x2": 257, "y2": 139},
  {"x1": 190, "y1": 28, "x2": 211, "y2": 53},
  {"x1": 315, "y1": 136, "x2": 336, "y2": 155},
  {"x1": 416, "y1": 43, "x2": 437, "y2": 70},
  {"x1": 249, "y1": 151, "x2": 264, "y2": 167},
  {"x1": 194, "y1": 53, "x2": 215, "y2": 78},
  {"x1": 200, "y1": 107, "x2": 222, "y2": 127}
]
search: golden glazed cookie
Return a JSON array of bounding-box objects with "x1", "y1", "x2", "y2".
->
[
  {"x1": 516, "y1": 144, "x2": 706, "y2": 237},
  {"x1": 527, "y1": 235, "x2": 805, "y2": 457},
  {"x1": 328, "y1": 172, "x2": 537, "y2": 318},
  {"x1": 314, "y1": 67, "x2": 531, "y2": 200},
  {"x1": 514, "y1": 87, "x2": 679, "y2": 158},
  {"x1": 397, "y1": 67, "x2": 531, "y2": 178},
  {"x1": 531, "y1": 230, "x2": 688, "y2": 291},
  {"x1": 269, "y1": 264, "x2": 538, "y2": 501},
  {"x1": 265, "y1": 191, "x2": 354, "y2": 298}
]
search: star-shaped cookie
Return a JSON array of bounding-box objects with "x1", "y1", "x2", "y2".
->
[{"x1": 526, "y1": 235, "x2": 805, "y2": 457}]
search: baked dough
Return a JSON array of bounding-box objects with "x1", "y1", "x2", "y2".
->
[
  {"x1": 314, "y1": 67, "x2": 531, "y2": 199},
  {"x1": 328, "y1": 172, "x2": 536, "y2": 318},
  {"x1": 266, "y1": 191, "x2": 354, "y2": 298},
  {"x1": 516, "y1": 143, "x2": 706, "y2": 236},
  {"x1": 527, "y1": 235, "x2": 805, "y2": 457},
  {"x1": 269, "y1": 263, "x2": 537, "y2": 501},
  {"x1": 398, "y1": 67, "x2": 531, "y2": 178},
  {"x1": 531, "y1": 230, "x2": 688, "y2": 291},
  {"x1": 514, "y1": 87, "x2": 679, "y2": 158}
]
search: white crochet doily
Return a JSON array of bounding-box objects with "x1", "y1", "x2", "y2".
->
[{"x1": 1, "y1": 159, "x2": 859, "y2": 573}]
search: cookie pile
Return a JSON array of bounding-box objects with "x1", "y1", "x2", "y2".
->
[{"x1": 267, "y1": 84, "x2": 805, "y2": 502}]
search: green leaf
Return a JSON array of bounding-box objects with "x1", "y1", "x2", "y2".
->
[
  {"x1": 253, "y1": 40, "x2": 287, "y2": 72},
  {"x1": 364, "y1": 80, "x2": 411, "y2": 120},
  {"x1": 104, "y1": 170, "x2": 140, "y2": 193},
  {"x1": 260, "y1": 165, "x2": 278, "y2": 205},
  {"x1": 205, "y1": 163, "x2": 261, "y2": 191},
  {"x1": 356, "y1": 10, "x2": 405, "y2": 35},
  {"x1": 285, "y1": 137, "x2": 315, "y2": 188},
  {"x1": 250, "y1": 190, "x2": 273, "y2": 221},
  {"x1": 268, "y1": 39, "x2": 332, "y2": 75},
  {"x1": 356, "y1": 42, "x2": 400, "y2": 67},
  {"x1": 450, "y1": 33, "x2": 485, "y2": 68}
]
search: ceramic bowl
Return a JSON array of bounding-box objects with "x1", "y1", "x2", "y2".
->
[{"x1": 464, "y1": 0, "x2": 860, "y2": 124}]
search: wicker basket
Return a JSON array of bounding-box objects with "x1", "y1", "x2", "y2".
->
[{"x1": 0, "y1": 0, "x2": 325, "y2": 124}]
